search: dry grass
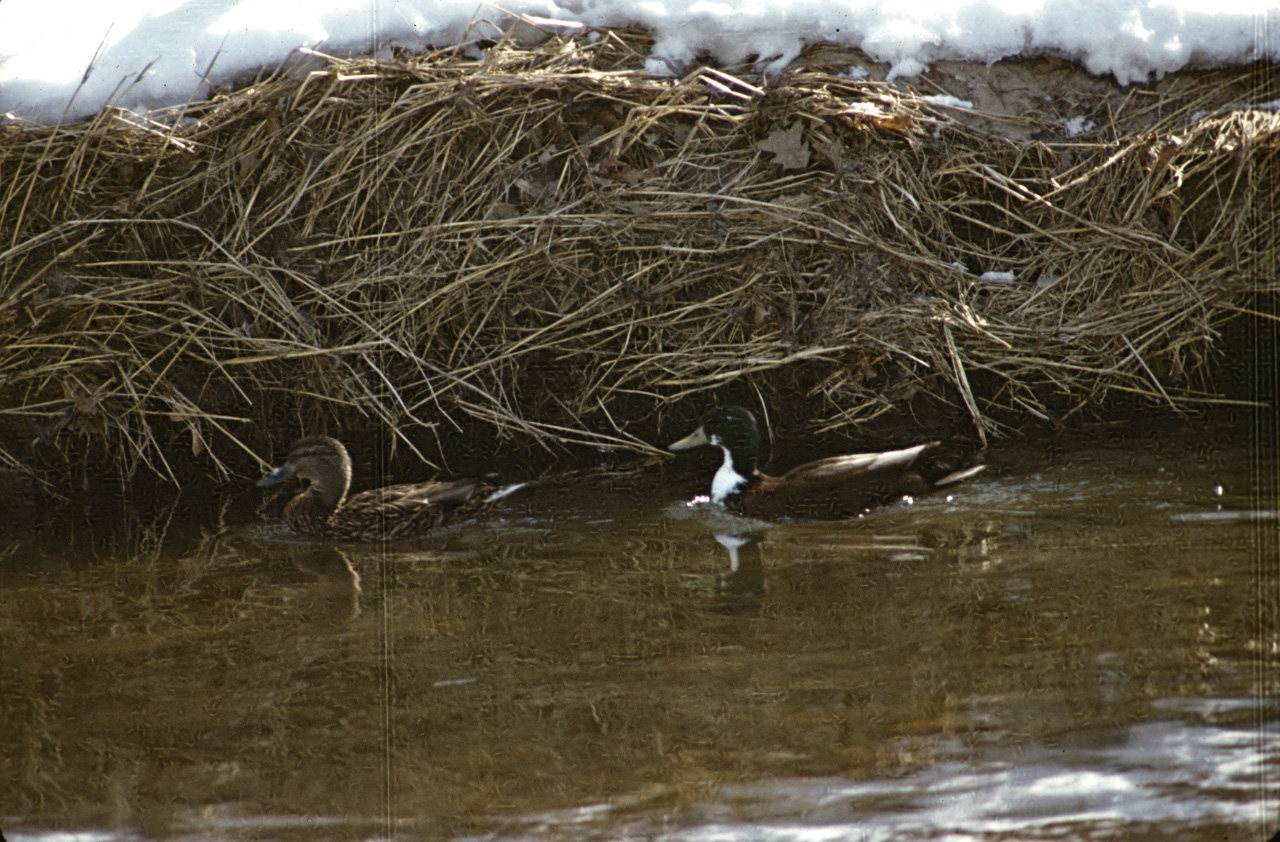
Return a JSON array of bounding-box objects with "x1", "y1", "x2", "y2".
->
[{"x1": 1, "y1": 30, "x2": 1277, "y2": 486}]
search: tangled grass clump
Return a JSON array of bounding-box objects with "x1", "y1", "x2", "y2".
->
[{"x1": 1, "y1": 30, "x2": 1276, "y2": 488}]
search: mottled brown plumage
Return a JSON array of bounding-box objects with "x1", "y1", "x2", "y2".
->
[
  {"x1": 258, "y1": 436, "x2": 500, "y2": 541},
  {"x1": 669, "y1": 406, "x2": 983, "y2": 520}
]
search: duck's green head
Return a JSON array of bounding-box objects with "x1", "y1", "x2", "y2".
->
[{"x1": 668, "y1": 405, "x2": 761, "y2": 470}]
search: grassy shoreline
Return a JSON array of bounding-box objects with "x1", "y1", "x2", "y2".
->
[{"x1": 2, "y1": 32, "x2": 1276, "y2": 493}]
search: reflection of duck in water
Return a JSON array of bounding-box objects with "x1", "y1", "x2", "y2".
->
[
  {"x1": 259, "y1": 436, "x2": 523, "y2": 542},
  {"x1": 713, "y1": 532, "x2": 766, "y2": 611},
  {"x1": 668, "y1": 406, "x2": 983, "y2": 520},
  {"x1": 291, "y1": 545, "x2": 362, "y2": 623}
]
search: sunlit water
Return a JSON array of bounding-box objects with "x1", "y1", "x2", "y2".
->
[{"x1": 2, "y1": 418, "x2": 1276, "y2": 842}]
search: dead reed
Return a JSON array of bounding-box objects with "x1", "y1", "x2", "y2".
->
[{"x1": 1, "y1": 30, "x2": 1276, "y2": 486}]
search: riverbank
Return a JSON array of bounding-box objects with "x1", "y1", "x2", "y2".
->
[{"x1": 1, "y1": 31, "x2": 1276, "y2": 494}]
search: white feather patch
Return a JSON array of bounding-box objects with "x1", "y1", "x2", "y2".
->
[
  {"x1": 484, "y1": 482, "x2": 528, "y2": 503},
  {"x1": 710, "y1": 447, "x2": 748, "y2": 504}
]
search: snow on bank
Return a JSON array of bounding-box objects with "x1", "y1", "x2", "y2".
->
[{"x1": 0, "y1": 0, "x2": 1276, "y2": 125}]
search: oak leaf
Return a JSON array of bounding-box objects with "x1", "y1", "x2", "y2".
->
[{"x1": 759, "y1": 123, "x2": 810, "y2": 170}]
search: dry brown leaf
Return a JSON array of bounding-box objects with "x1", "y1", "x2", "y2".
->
[
  {"x1": 1155, "y1": 137, "x2": 1181, "y2": 170},
  {"x1": 871, "y1": 112, "x2": 913, "y2": 132},
  {"x1": 758, "y1": 123, "x2": 810, "y2": 170},
  {"x1": 485, "y1": 202, "x2": 520, "y2": 220},
  {"x1": 63, "y1": 377, "x2": 103, "y2": 416}
]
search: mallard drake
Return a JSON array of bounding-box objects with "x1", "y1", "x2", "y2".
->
[
  {"x1": 668, "y1": 406, "x2": 983, "y2": 520},
  {"x1": 258, "y1": 435, "x2": 521, "y2": 542}
]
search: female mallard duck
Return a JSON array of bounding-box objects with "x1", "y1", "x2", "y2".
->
[
  {"x1": 258, "y1": 436, "x2": 521, "y2": 542},
  {"x1": 668, "y1": 406, "x2": 983, "y2": 520}
]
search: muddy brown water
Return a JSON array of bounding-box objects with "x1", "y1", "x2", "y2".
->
[{"x1": 2, "y1": 417, "x2": 1277, "y2": 841}]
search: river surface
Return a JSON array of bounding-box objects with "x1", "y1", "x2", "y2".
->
[{"x1": 2, "y1": 417, "x2": 1277, "y2": 841}]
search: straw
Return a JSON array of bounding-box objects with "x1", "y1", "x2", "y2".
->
[{"x1": 1, "y1": 32, "x2": 1275, "y2": 485}]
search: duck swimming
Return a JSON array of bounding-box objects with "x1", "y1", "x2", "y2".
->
[
  {"x1": 668, "y1": 406, "x2": 983, "y2": 520},
  {"x1": 258, "y1": 435, "x2": 519, "y2": 541}
]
